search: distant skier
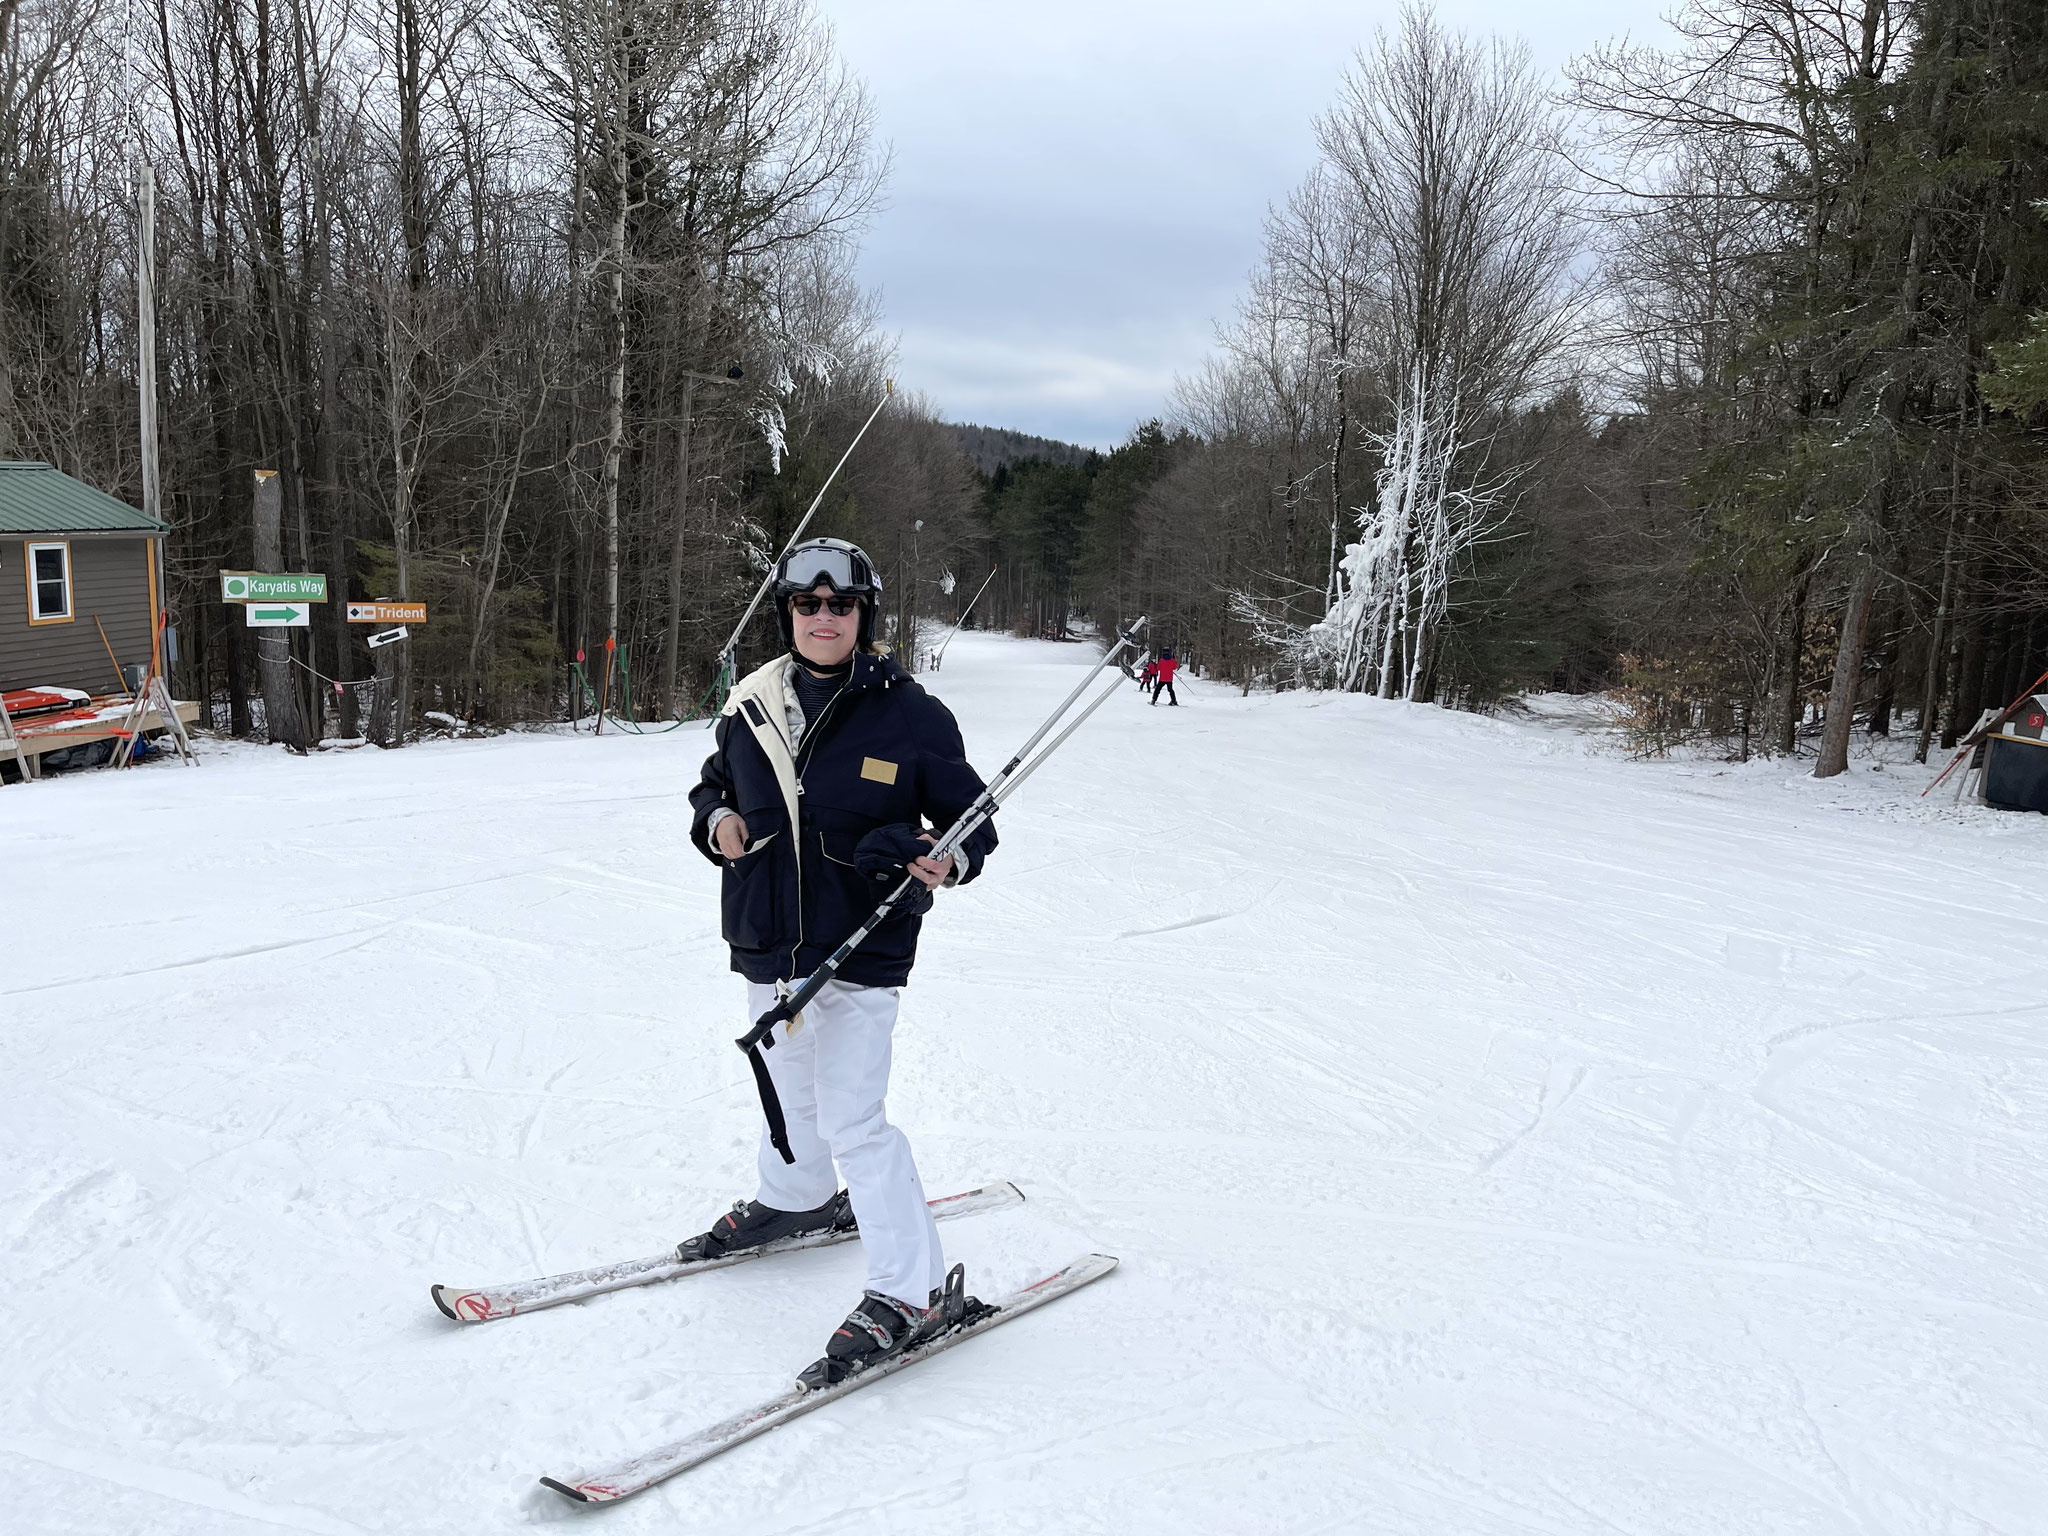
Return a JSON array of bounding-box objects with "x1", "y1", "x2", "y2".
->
[
  {"x1": 685, "y1": 537, "x2": 999, "y2": 1383},
  {"x1": 1150, "y1": 649, "x2": 1180, "y2": 706},
  {"x1": 1139, "y1": 657, "x2": 1158, "y2": 697}
]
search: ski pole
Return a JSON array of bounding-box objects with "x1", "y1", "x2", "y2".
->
[
  {"x1": 737, "y1": 615, "x2": 1148, "y2": 1162},
  {"x1": 735, "y1": 611, "x2": 1147, "y2": 1042},
  {"x1": 713, "y1": 381, "x2": 894, "y2": 685}
]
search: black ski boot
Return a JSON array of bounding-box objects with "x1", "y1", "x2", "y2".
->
[
  {"x1": 797, "y1": 1264, "x2": 983, "y2": 1391},
  {"x1": 676, "y1": 1190, "x2": 854, "y2": 1262}
]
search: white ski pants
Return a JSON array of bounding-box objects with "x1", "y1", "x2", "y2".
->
[{"x1": 748, "y1": 978, "x2": 944, "y2": 1309}]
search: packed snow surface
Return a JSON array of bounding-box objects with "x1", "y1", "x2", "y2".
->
[{"x1": 5, "y1": 633, "x2": 2045, "y2": 1534}]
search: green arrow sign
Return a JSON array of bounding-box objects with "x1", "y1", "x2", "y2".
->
[
  {"x1": 221, "y1": 571, "x2": 328, "y2": 603},
  {"x1": 244, "y1": 602, "x2": 310, "y2": 628}
]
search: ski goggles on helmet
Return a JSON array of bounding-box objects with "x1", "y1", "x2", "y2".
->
[
  {"x1": 790, "y1": 593, "x2": 861, "y2": 616},
  {"x1": 776, "y1": 544, "x2": 875, "y2": 596}
]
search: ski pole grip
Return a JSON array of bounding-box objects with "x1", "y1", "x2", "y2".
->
[{"x1": 736, "y1": 999, "x2": 793, "y2": 1055}]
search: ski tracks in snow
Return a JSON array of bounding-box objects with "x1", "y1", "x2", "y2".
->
[{"x1": 4, "y1": 636, "x2": 2047, "y2": 1533}]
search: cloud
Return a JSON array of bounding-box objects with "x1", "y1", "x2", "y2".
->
[
  {"x1": 827, "y1": 0, "x2": 1656, "y2": 447},
  {"x1": 896, "y1": 326, "x2": 1182, "y2": 429}
]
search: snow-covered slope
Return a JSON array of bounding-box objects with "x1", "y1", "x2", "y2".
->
[{"x1": 4, "y1": 633, "x2": 2043, "y2": 1534}]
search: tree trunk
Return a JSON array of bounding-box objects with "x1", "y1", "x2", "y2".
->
[
  {"x1": 2015, "y1": 615, "x2": 2043, "y2": 706},
  {"x1": 1327, "y1": 370, "x2": 1347, "y2": 608},
  {"x1": 1865, "y1": 598, "x2": 1899, "y2": 736},
  {"x1": 1814, "y1": 554, "x2": 1878, "y2": 777},
  {"x1": 662, "y1": 374, "x2": 697, "y2": 712},
  {"x1": 224, "y1": 604, "x2": 253, "y2": 737},
  {"x1": 1938, "y1": 621, "x2": 1967, "y2": 750},
  {"x1": 1776, "y1": 563, "x2": 1812, "y2": 755},
  {"x1": 601, "y1": 155, "x2": 628, "y2": 655},
  {"x1": 390, "y1": 0, "x2": 427, "y2": 746},
  {"x1": 1996, "y1": 615, "x2": 2027, "y2": 706},
  {"x1": 1949, "y1": 606, "x2": 1986, "y2": 746},
  {"x1": 252, "y1": 469, "x2": 305, "y2": 749},
  {"x1": 1913, "y1": 504, "x2": 1959, "y2": 762},
  {"x1": 468, "y1": 389, "x2": 543, "y2": 717},
  {"x1": 309, "y1": 81, "x2": 354, "y2": 739}
]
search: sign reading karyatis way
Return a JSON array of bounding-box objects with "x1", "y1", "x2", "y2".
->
[{"x1": 222, "y1": 571, "x2": 328, "y2": 603}]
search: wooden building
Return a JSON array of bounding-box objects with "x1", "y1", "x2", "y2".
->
[
  {"x1": 1, "y1": 460, "x2": 168, "y2": 693},
  {"x1": 1, "y1": 461, "x2": 196, "y2": 779}
]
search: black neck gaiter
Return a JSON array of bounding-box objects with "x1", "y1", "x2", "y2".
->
[{"x1": 790, "y1": 656, "x2": 849, "y2": 729}]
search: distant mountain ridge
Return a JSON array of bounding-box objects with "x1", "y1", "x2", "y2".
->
[{"x1": 946, "y1": 423, "x2": 1096, "y2": 475}]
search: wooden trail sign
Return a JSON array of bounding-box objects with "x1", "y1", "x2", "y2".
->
[{"x1": 348, "y1": 601, "x2": 427, "y2": 624}]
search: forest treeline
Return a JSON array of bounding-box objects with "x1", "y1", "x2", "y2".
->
[
  {"x1": 1, "y1": 0, "x2": 990, "y2": 743},
  {"x1": 1115, "y1": 0, "x2": 2048, "y2": 773},
  {"x1": 946, "y1": 424, "x2": 1095, "y2": 477},
  {"x1": 5, "y1": 0, "x2": 2047, "y2": 771}
]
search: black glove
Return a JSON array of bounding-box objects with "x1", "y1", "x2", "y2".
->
[{"x1": 854, "y1": 823, "x2": 937, "y2": 917}]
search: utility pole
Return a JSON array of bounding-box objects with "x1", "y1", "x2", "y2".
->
[
  {"x1": 910, "y1": 518, "x2": 923, "y2": 670},
  {"x1": 137, "y1": 162, "x2": 163, "y2": 677}
]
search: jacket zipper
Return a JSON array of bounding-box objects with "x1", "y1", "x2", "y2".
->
[{"x1": 789, "y1": 683, "x2": 847, "y2": 970}]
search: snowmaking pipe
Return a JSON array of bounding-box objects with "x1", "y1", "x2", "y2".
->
[
  {"x1": 930, "y1": 564, "x2": 1000, "y2": 669},
  {"x1": 737, "y1": 614, "x2": 1149, "y2": 1161},
  {"x1": 714, "y1": 380, "x2": 895, "y2": 679}
]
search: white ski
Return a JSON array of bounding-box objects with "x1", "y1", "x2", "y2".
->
[
  {"x1": 539, "y1": 1252, "x2": 1119, "y2": 1503},
  {"x1": 430, "y1": 1182, "x2": 1024, "y2": 1324}
]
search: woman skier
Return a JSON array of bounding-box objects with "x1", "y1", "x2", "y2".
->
[{"x1": 682, "y1": 537, "x2": 999, "y2": 1382}]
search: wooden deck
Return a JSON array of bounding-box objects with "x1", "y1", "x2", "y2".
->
[{"x1": 6, "y1": 695, "x2": 202, "y2": 779}]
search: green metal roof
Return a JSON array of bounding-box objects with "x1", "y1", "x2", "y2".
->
[{"x1": 0, "y1": 461, "x2": 166, "y2": 534}]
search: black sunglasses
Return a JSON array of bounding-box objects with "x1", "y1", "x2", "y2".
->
[{"x1": 791, "y1": 593, "x2": 861, "y2": 616}]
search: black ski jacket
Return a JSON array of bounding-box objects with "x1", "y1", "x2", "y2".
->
[{"x1": 688, "y1": 651, "x2": 997, "y2": 988}]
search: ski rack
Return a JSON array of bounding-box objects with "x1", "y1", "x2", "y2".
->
[
  {"x1": 145, "y1": 676, "x2": 197, "y2": 765},
  {"x1": 736, "y1": 615, "x2": 1149, "y2": 1162},
  {"x1": 0, "y1": 692, "x2": 32, "y2": 782}
]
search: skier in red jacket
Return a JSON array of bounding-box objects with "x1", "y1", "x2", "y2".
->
[
  {"x1": 1139, "y1": 657, "x2": 1158, "y2": 697},
  {"x1": 1150, "y1": 650, "x2": 1180, "y2": 706}
]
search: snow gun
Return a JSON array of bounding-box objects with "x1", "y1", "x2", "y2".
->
[{"x1": 737, "y1": 614, "x2": 1150, "y2": 1162}]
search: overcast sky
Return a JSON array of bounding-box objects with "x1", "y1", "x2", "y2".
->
[{"x1": 825, "y1": 0, "x2": 1656, "y2": 449}]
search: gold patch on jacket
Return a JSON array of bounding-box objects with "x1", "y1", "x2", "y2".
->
[{"x1": 860, "y1": 757, "x2": 899, "y2": 785}]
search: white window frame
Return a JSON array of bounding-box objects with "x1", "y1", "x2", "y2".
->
[{"x1": 26, "y1": 540, "x2": 73, "y2": 625}]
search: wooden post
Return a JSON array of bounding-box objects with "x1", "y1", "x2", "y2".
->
[{"x1": 252, "y1": 470, "x2": 305, "y2": 749}]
